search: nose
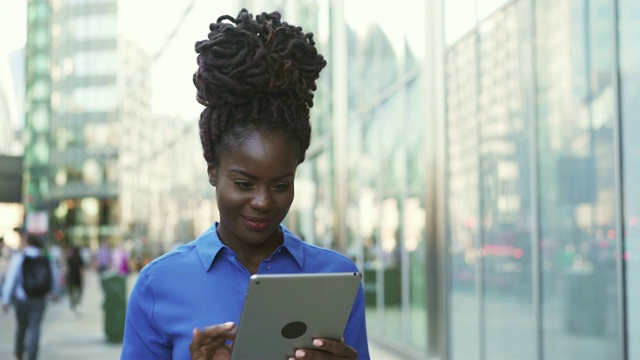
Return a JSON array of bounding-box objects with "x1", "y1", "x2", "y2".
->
[{"x1": 250, "y1": 186, "x2": 273, "y2": 211}]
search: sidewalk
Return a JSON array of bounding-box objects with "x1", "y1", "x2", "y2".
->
[
  {"x1": 0, "y1": 269, "x2": 406, "y2": 359},
  {"x1": 0, "y1": 269, "x2": 123, "y2": 359}
]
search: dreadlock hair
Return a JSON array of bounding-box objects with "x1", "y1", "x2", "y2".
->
[{"x1": 193, "y1": 8, "x2": 327, "y2": 167}]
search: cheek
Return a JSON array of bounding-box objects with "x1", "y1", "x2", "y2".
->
[
  {"x1": 281, "y1": 191, "x2": 295, "y2": 207},
  {"x1": 215, "y1": 185, "x2": 244, "y2": 209},
  {"x1": 275, "y1": 192, "x2": 295, "y2": 216}
]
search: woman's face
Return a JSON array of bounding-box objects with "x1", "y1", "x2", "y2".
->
[{"x1": 208, "y1": 130, "x2": 299, "y2": 252}]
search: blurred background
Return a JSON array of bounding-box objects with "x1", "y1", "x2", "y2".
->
[{"x1": 1, "y1": 0, "x2": 639, "y2": 359}]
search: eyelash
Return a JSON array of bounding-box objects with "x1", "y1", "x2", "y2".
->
[{"x1": 233, "y1": 181, "x2": 290, "y2": 192}]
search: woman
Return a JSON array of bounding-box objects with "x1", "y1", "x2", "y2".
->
[{"x1": 121, "y1": 9, "x2": 369, "y2": 360}]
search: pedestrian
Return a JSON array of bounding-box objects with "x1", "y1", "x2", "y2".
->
[
  {"x1": 65, "y1": 245, "x2": 85, "y2": 316},
  {"x1": 121, "y1": 8, "x2": 369, "y2": 360},
  {"x1": 112, "y1": 246, "x2": 130, "y2": 276},
  {"x1": 1, "y1": 228, "x2": 60, "y2": 360},
  {"x1": 94, "y1": 239, "x2": 111, "y2": 274}
]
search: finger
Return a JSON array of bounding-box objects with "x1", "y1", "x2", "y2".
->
[
  {"x1": 189, "y1": 322, "x2": 235, "y2": 351},
  {"x1": 190, "y1": 328, "x2": 208, "y2": 353},
  {"x1": 312, "y1": 338, "x2": 357, "y2": 359},
  {"x1": 190, "y1": 329, "x2": 235, "y2": 360},
  {"x1": 203, "y1": 321, "x2": 236, "y2": 335}
]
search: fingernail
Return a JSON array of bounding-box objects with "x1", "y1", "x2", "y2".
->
[
  {"x1": 295, "y1": 349, "x2": 306, "y2": 358},
  {"x1": 224, "y1": 321, "x2": 234, "y2": 327},
  {"x1": 313, "y1": 339, "x2": 323, "y2": 347}
]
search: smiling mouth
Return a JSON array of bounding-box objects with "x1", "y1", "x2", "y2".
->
[{"x1": 241, "y1": 217, "x2": 272, "y2": 231}]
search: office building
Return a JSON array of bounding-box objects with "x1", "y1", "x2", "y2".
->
[{"x1": 24, "y1": 0, "x2": 151, "y2": 246}]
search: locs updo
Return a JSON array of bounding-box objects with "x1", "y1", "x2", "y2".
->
[{"x1": 193, "y1": 9, "x2": 327, "y2": 167}]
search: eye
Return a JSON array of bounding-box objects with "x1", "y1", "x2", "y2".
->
[
  {"x1": 272, "y1": 183, "x2": 291, "y2": 192},
  {"x1": 234, "y1": 181, "x2": 253, "y2": 190}
]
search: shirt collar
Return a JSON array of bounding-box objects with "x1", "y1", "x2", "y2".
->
[
  {"x1": 194, "y1": 223, "x2": 304, "y2": 271},
  {"x1": 280, "y1": 225, "x2": 304, "y2": 269},
  {"x1": 194, "y1": 223, "x2": 225, "y2": 271}
]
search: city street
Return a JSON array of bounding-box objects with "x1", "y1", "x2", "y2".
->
[
  {"x1": 0, "y1": 269, "x2": 125, "y2": 359},
  {"x1": 0, "y1": 268, "x2": 404, "y2": 359}
]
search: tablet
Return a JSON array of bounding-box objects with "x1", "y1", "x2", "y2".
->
[{"x1": 230, "y1": 272, "x2": 362, "y2": 360}]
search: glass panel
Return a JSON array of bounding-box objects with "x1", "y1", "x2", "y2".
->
[
  {"x1": 446, "y1": 31, "x2": 481, "y2": 360},
  {"x1": 69, "y1": 86, "x2": 118, "y2": 112},
  {"x1": 618, "y1": 0, "x2": 640, "y2": 358},
  {"x1": 405, "y1": 80, "x2": 427, "y2": 351},
  {"x1": 34, "y1": 28, "x2": 48, "y2": 47},
  {"x1": 28, "y1": 2, "x2": 48, "y2": 21},
  {"x1": 536, "y1": 0, "x2": 620, "y2": 358},
  {"x1": 33, "y1": 53, "x2": 49, "y2": 73},
  {"x1": 477, "y1": 3, "x2": 536, "y2": 359},
  {"x1": 82, "y1": 159, "x2": 102, "y2": 185},
  {"x1": 342, "y1": 1, "x2": 429, "y2": 354},
  {"x1": 31, "y1": 80, "x2": 50, "y2": 101},
  {"x1": 71, "y1": 14, "x2": 117, "y2": 41},
  {"x1": 75, "y1": 50, "x2": 118, "y2": 76},
  {"x1": 33, "y1": 136, "x2": 49, "y2": 164},
  {"x1": 31, "y1": 106, "x2": 49, "y2": 132},
  {"x1": 84, "y1": 122, "x2": 117, "y2": 148}
]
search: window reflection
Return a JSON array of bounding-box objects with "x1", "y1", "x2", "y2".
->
[{"x1": 618, "y1": 0, "x2": 640, "y2": 358}]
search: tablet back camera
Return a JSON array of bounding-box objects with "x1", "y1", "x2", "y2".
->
[{"x1": 281, "y1": 321, "x2": 307, "y2": 339}]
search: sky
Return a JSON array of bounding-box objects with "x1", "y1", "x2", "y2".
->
[{"x1": 0, "y1": 0, "x2": 27, "y2": 57}]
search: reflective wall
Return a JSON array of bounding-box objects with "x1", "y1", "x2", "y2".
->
[
  {"x1": 291, "y1": 0, "x2": 433, "y2": 354},
  {"x1": 619, "y1": 0, "x2": 640, "y2": 358},
  {"x1": 446, "y1": 0, "x2": 638, "y2": 359}
]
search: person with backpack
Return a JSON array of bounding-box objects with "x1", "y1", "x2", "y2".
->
[{"x1": 1, "y1": 228, "x2": 59, "y2": 360}]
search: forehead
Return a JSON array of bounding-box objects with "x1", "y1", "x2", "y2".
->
[{"x1": 220, "y1": 131, "x2": 299, "y2": 174}]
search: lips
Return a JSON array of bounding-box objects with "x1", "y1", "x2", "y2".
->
[{"x1": 241, "y1": 216, "x2": 272, "y2": 232}]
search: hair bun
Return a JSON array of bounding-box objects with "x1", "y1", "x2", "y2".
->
[{"x1": 193, "y1": 9, "x2": 326, "y2": 108}]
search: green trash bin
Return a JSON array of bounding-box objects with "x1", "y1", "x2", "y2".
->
[{"x1": 102, "y1": 272, "x2": 127, "y2": 343}]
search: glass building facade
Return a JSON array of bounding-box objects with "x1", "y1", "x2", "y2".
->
[
  {"x1": 24, "y1": 0, "x2": 151, "y2": 248},
  {"x1": 277, "y1": 0, "x2": 439, "y2": 357},
  {"x1": 445, "y1": 0, "x2": 639, "y2": 359},
  {"x1": 24, "y1": 0, "x2": 52, "y2": 217},
  {"x1": 277, "y1": 0, "x2": 640, "y2": 358}
]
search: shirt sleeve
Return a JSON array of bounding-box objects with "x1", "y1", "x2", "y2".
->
[
  {"x1": 1, "y1": 253, "x2": 22, "y2": 305},
  {"x1": 120, "y1": 269, "x2": 171, "y2": 359},
  {"x1": 343, "y1": 284, "x2": 371, "y2": 359}
]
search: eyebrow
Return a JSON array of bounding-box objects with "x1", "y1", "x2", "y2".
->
[{"x1": 229, "y1": 168, "x2": 295, "y2": 181}]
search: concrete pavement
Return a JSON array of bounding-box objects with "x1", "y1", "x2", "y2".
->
[
  {"x1": 0, "y1": 269, "x2": 407, "y2": 359},
  {"x1": 0, "y1": 269, "x2": 124, "y2": 359}
]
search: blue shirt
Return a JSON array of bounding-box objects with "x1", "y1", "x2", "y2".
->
[{"x1": 121, "y1": 223, "x2": 370, "y2": 359}]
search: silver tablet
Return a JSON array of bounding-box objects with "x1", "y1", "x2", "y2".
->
[{"x1": 230, "y1": 272, "x2": 362, "y2": 360}]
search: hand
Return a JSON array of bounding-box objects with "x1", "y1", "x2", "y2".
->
[
  {"x1": 289, "y1": 338, "x2": 357, "y2": 360},
  {"x1": 189, "y1": 321, "x2": 237, "y2": 360}
]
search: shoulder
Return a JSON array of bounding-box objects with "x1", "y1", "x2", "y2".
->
[
  {"x1": 10, "y1": 251, "x2": 25, "y2": 262},
  {"x1": 300, "y1": 241, "x2": 360, "y2": 272},
  {"x1": 138, "y1": 241, "x2": 198, "y2": 278},
  {"x1": 5, "y1": 252, "x2": 25, "y2": 275}
]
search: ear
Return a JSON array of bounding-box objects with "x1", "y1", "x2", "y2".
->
[{"x1": 207, "y1": 163, "x2": 217, "y2": 187}]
